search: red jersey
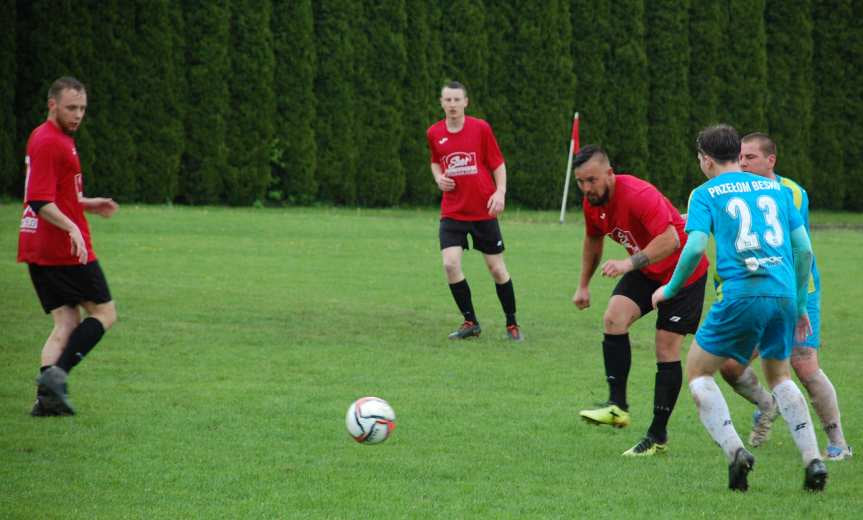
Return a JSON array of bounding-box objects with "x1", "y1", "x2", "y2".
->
[
  {"x1": 17, "y1": 120, "x2": 96, "y2": 266},
  {"x1": 427, "y1": 116, "x2": 505, "y2": 221},
  {"x1": 583, "y1": 174, "x2": 708, "y2": 285}
]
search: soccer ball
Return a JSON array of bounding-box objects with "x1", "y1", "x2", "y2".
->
[{"x1": 345, "y1": 397, "x2": 396, "y2": 444}]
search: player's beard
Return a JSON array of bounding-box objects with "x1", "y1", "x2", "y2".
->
[{"x1": 587, "y1": 190, "x2": 609, "y2": 206}]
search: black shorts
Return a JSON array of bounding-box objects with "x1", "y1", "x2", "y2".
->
[
  {"x1": 28, "y1": 261, "x2": 113, "y2": 314},
  {"x1": 439, "y1": 218, "x2": 505, "y2": 254},
  {"x1": 612, "y1": 270, "x2": 707, "y2": 335}
]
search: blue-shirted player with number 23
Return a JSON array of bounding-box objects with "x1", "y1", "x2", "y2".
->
[{"x1": 651, "y1": 124, "x2": 827, "y2": 493}]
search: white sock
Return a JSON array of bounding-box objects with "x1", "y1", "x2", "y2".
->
[
  {"x1": 731, "y1": 366, "x2": 775, "y2": 413},
  {"x1": 772, "y1": 379, "x2": 820, "y2": 464},
  {"x1": 690, "y1": 376, "x2": 744, "y2": 462},
  {"x1": 802, "y1": 369, "x2": 847, "y2": 448}
]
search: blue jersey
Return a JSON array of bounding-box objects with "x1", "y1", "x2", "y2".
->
[
  {"x1": 686, "y1": 172, "x2": 804, "y2": 301},
  {"x1": 777, "y1": 175, "x2": 820, "y2": 295}
]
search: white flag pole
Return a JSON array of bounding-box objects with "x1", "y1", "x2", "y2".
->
[{"x1": 559, "y1": 112, "x2": 579, "y2": 224}]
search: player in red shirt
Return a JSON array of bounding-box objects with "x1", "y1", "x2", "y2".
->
[
  {"x1": 572, "y1": 145, "x2": 709, "y2": 456},
  {"x1": 427, "y1": 81, "x2": 521, "y2": 341},
  {"x1": 18, "y1": 77, "x2": 119, "y2": 416}
]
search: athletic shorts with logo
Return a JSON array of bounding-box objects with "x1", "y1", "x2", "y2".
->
[
  {"x1": 696, "y1": 296, "x2": 796, "y2": 364},
  {"x1": 28, "y1": 260, "x2": 112, "y2": 313},
  {"x1": 612, "y1": 269, "x2": 707, "y2": 335},
  {"x1": 439, "y1": 218, "x2": 505, "y2": 255}
]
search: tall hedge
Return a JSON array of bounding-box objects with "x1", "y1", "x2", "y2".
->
[
  {"x1": 0, "y1": 0, "x2": 17, "y2": 196},
  {"x1": 272, "y1": 0, "x2": 317, "y2": 204},
  {"x1": 507, "y1": 1, "x2": 575, "y2": 209},
  {"x1": 440, "y1": 0, "x2": 489, "y2": 118},
  {"x1": 688, "y1": 1, "x2": 725, "y2": 192},
  {"x1": 133, "y1": 1, "x2": 185, "y2": 204},
  {"x1": 224, "y1": 0, "x2": 275, "y2": 205},
  {"x1": 606, "y1": 0, "x2": 648, "y2": 177},
  {"x1": 181, "y1": 2, "x2": 230, "y2": 204},
  {"x1": 354, "y1": 0, "x2": 407, "y2": 207},
  {"x1": 646, "y1": 0, "x2": 690, "y2": 203},
  {"x1": 810, "y1": 0, "x2": 850, "y2": 209},
  {"x1": 401, "y1": 0, "x2": 443, "y2": 206},
  {"x1": 86, "y1": 0, "x2": 138, "y2": 201},
  {"x1": 843, "y1": 1, "x2": 863, "y2": 210},
  {"x1": 721, "y1": 0, "x2": 768, "y2": 134},
  {"x1": 571, "y1": 0, "x2": 612, "y2": 148},
  {"x1": 484, "y1": 3, "x2": 517, "y2": 188},
  {"x1": 766, "y1": 0, "x2": 814, "y2": 191},
  {"x1": 313, "y1": 0, "x2": 359, "y2": 204}
]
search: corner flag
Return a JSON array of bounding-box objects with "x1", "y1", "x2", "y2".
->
[{"x1": 559, "y1": 112, "x2": 580, "y2": 223}]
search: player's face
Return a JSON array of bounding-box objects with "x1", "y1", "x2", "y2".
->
[
  {"x1": 49, "y1": 88, "x2": 87, "y2": 134},
  {"x1": 575, "y1": 157, "x2": 612, "y2": 205},
  {"x1": 440, "y1": 87, "x2": 468, "y2": 120},
  {"x1": 739, "y1": 141, "x2": 774, "y2": 177}
]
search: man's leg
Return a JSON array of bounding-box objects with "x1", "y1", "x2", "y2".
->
[
  {"x1": 647, "y1": 330, "x2": 683, "y2": 442},
  {"x1": 719, "y1": 356, "x2": 778, "y2": 447},
  {"x1": 687, "y1": 341, "x2": 754, "y2": 491},
  {"x1": 55, "y1": 300, "x2": 116, "y2": 373},
  {"x1": 482, "y1": 253, "x2": 520, "y2": 340},
  {"x1": 442, "y1": 246, "x2": 480, "y2": 339},
  {"x1": 32, "y1": 306, "x2": 80, "y2": 416},
  {"x1": 580, "y1": 295, "x2": 640, "y2": 427},
  {"x1": 790, "y1": 347, "x2": 850, "y2": 459}
]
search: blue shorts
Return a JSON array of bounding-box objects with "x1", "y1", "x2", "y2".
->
[
  {"x1": 695, "y1": 296, "x2": 796, "y2": 364},
  {"x1": 797, "y1": 291, "x2": 821, "y2": 349}
]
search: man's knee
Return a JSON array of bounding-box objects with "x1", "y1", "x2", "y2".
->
[
  {"x1": 603, "y1": 311, "x2": 631, "y2": 334},
  {"x1": 790, "y1": 347, "x2": 819, "y2": 382},
  {"x1": 89, "y1": 302, "x2": 117, "y2": 330},
  {"x1": 719, "y1": 358, "x2": 746, "y2": 384}
]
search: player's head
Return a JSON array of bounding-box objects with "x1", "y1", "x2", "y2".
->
[
  {"x1": 573, "y1": 144, "x2": 614, "y2": 206},
  {"x1": 696, "y1": 124, "x2": 740, "y2": 177},
  {"x1": 740, "y1": 132, "x2": 777, "y2": 178},
  {"x1": 440, "y1": 81, "x2": 468, "y2": 120},
  {"x1": 47, "y1": 76, "x2": 87, "y2": 134}
]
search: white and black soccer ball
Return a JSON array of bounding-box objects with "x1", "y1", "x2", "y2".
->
[{"x1": 345, "y1": 397, "x2": 396, "y2": 444}]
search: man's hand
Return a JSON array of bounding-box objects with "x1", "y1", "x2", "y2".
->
[
  {"x1": 84, "y1": 197, "x2": 119, "y2": 218},
  {"x1": 795, "y1": 313, "x2": 813, "y2": 344},
  {"x1": 436, "y1": 175, "x2": 456, "y2": 192},
  {"x1": 601, "y1": 258, "x2": 633, "y2": 277},
  {"x1": 651, "y1": 285, "x2": 668, "y2": 309},
  {"x1": 573, "y1": 286, "x2": 590, "y2": 310},
  {"x1": 487, "y1": 190, "x2": 505, "y2": 216},
  {"x1": 69, "y1": 226, "x2": 87, "y2": 264}
]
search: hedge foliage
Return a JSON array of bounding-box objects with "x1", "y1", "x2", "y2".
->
[{"x1": 4, "y1": 1, "x2": 862, "y2": 210}]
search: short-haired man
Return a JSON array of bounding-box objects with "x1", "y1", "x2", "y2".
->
[
  {"x1": 427, "y1": 81, "x2": 521, "y2": 341},
  {"x1": 573, "y1": 145, "x2": 709, "y2": 456},
  {"x1": 653, "y1": 124, "x2": 827, "y2": 492},
  {"x1": 18, "y1": 76, "x2": 119, "y2": 416},
  {"x1": 717, "y1": 132, "x2": 851, "y2": 460}
]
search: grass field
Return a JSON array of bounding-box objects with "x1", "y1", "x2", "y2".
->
[{"x1": 1, "y1": 203, "x2": 860, "y2": 519}]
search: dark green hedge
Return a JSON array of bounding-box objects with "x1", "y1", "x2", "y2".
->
[{"x1": 3, "y1": 1, "x2": 861, "y2": 210}]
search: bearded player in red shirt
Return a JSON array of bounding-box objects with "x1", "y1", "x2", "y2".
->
[
  {"x1": 427, "y1": 81, "x2": 521, "y2": 341},
  {"x1": 572, "y1": 145, "x2": 709, "y2": 456},
  {"x1": 18, "y1": 77, "x2": 118, "y2": 416}
]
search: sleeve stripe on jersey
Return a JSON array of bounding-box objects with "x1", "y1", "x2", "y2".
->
[{"x1": 779, "y1": 177, "x2": 803, "y2": 210}]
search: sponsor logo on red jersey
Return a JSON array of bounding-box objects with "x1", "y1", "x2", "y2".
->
[{"x1": 443, "y1": 152, "x2": 478, "y2": 177}]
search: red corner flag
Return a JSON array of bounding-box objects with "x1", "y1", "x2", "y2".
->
[
  {"x1": 571, "y1": 112, "x2": 580, "y2": 153},
  {"x1": 560, "y1": 112, "x2": 580, "y2": 223}
]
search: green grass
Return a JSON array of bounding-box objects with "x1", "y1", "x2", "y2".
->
[{"x1": 1, "y1": 203, "x2": 860, "y2": 518}]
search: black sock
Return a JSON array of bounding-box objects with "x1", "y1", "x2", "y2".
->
[
  {"x1": 602, "y1": 333, "x2": 631, "y2": 410},
  {"x1": 448, "y1": 279, "x2": 477, "y2": 323},
  {"x1": 40, "y1": 365, "x2": 50, "y2": 373},
  {"x1": 647, "y1": 361, "x2": 682, "y2": 442},
  {"x1": 56, "y1": 317, "x2": 105, "y2": 373},
  {"x1": 495, "y1": 279, "x2": 517, "y2": 326}
]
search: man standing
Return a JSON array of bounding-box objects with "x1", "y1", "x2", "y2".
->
[
  {"x1": 18, "y1": 76, "x2": 118, "y2": 416},
  {"x1": 573, "y1": 145, "x2": 709, "y2": 456},
  {"x1": 716, "y1": 133, "x2": 851, "y2": 460},
  {"x1": 653, "y1": 124, "x2": 826, "y2": 492},
  {"x1": 427, "y1": 81, "x2": 521, "y2": 341}
]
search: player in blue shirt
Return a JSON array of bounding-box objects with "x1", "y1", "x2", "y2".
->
[
  {"x1": 717, "y1": 133, "x2": 850, "y2": 460},
  {"x1": 651, "y1": 124, "x2": 827, "y2": 492}
]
